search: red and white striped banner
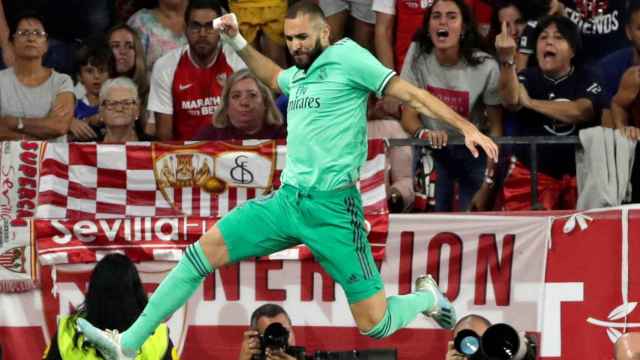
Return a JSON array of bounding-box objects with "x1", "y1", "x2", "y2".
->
[
  {"x1": 0, "y1": 140, "x2": 389, "y2": 289},
  {"x1": 33, "y1": 139, "x2": 387, "y2": 219}
]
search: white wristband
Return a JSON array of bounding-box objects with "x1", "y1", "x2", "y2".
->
[
  {"x1": 213, "y1": 13, "x2": 247, "y2": 51},
  {"x1": 221, "y1": 32, "x2": 248, "y2": 51}
]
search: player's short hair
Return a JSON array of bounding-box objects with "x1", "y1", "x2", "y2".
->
[
  {"x1": 185, "y1": 0, "x2": 224, "y2": 25},
  {"x1": 250, "y1": 303, "x2": 292, "y2": 329},
  {"x1": 286, "y1": 0, "x2": 326, "y2": 22}
]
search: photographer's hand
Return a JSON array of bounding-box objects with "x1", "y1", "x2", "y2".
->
[
  {"x1": 445, "y1": 341, "x2": 466, "y2": 360},
  {"x1": 239, "y1": 330, "x2": 261, "y2": 360},
  {"x1": 266, "y1": 348, "x2": 297, "y2": 360}
]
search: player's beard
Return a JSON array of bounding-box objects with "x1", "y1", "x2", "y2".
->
[{"x1": 292, "y1": 38, "x2": 323, "y2": 71}]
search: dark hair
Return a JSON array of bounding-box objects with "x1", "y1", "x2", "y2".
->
[
  {"x1": 490, "y1": 0, "x2": 525, "y2": 31},
  {"x1": 519, "y1": 0, "x2": 550, "y2": 22},
  {"x1": 533, "y1": 15, "x2": 582, "y2": 63},
  {"x1": 10, "y1": 10, "x2": 46, "y2": 40},
  {"x1": 286, "y1": 0, "x2": 326, "y2": 20},
  {"x1": 626, "y1": 0, "x2": 640, "y2": 25},
  {"x1": 250, "y1": 303, "x2": 292, "y2": 329},
  {"x1": 411, "y1": 0, "x2": 485, "y2": 66},
  {"x1": 75, "y1": 44, "x2": 113, "y2": 76},
  {"x1": 72, "y1": 254, "x2": 148, "y2": 349},
  {"x1": 489, "y1": 0, "x2": 546, "y2": 39},
  {"x1": 185, "y1": 0, "x2": 224, "y2": 25}
]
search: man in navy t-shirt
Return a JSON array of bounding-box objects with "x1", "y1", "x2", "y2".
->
[
  {"x1": 496, "y1": 16, "x2": 605, "y2": 210},
  {"x1": 519, "y1": 0, "x2": 630, "y2": 64}
]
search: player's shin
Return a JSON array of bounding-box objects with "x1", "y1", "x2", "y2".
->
[
  {"x1": 120, "y1": 242, "x2": 214, "y2": 352},
  {"x1": 361, "y1": 293, "x2": 436, "y2": 339}
]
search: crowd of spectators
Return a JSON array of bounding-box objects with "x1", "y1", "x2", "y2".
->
[{"x1": 0, "y1": 0, "x2": 639, "y2": 212}]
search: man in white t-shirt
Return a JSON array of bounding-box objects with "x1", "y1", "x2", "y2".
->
[{"x1": 148, "y1": 0, "x2": 244, "y2": 140}]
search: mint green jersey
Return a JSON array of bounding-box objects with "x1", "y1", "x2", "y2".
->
[{"x1": 277, "y1": 38, "x2": 395, "y2": 191}]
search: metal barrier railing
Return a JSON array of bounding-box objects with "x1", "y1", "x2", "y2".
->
[{"x1": 387, "y1": 136, "x2": 581, "y2": 209}]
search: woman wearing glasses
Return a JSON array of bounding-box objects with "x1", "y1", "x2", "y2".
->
[
  {"x1": 99, "y1": 77, "x2": 145, "y2": 143},
  {"x1": 0, "y1": 11, "x2": 74, "y2": 141}
]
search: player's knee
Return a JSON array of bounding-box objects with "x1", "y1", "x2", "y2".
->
[
  {"x1": 357, "y1": 310, "x2": 392, "y2": 340},
  {"x1": 351, "y1": 294, "x2": 387, "y2": 334},
  {"x1": 357, "y1": 322, "x2": 376, "y2": 335},
  {"x1": 199, "y1": 225, "x2": 230, "y2": 269},
  {"x1": 356, "y1": 311, "x2": 385, "y2": 333}
]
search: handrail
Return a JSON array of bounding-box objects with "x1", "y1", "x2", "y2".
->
[
  {"x1": 386, "y1": 136, "x2": 581, "y2": 209},
  {"x1": 386, "y1": 135, "x2": 579, "y2": 146}
]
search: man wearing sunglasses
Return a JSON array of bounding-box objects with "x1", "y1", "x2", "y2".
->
[{"x1": 148, "y1": 0, "x2": 245, "y2": 141}]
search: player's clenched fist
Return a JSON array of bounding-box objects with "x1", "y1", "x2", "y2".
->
[
  {"x1": 494, "y1": 21, "x2": 517, "y2": 63},
  {"x1": 213, "y1": 13, "x2": 239, "y2": 36},
  {"x1": 213, "y1": 13, "x2": 247, "y2": 51}
]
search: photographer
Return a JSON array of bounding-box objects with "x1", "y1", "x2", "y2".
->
[
  {"x1": 239, "y1": 303, "x2": 298, "y2": 360},
  {"x1": 446, "y1": 314, "x2": 536, "y2": 360},
  {"x1": 446, "y1": 315, "x2": 492, "y2": 360}
]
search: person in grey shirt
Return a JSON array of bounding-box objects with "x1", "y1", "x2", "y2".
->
[
  {"x1": 0, "y1": 11, "x2": 73, "y2": 142},
  {"x1": 400, "y1": 0, "x2": 502, "y2": 212}
]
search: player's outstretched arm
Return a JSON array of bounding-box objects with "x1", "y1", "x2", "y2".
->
[
  {"x1": 215, "y1": 14, "x2": 283, "y2": 93},
  {"x1": 385, "y1": 76, "x2": 499, "y2": 162}
]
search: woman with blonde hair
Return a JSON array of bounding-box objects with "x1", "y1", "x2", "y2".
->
[{"x1": 195, "y1": 69, "x2": 286, "y2": 140}]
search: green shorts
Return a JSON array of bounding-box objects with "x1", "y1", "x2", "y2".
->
[{"x1": 217, "y1": 184, "x2": 383, "y2": 304}]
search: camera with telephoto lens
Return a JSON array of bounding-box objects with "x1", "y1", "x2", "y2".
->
[
  {"x1": 252, "y1": 323, "x2": 308, "y2": 360},
  {"x1": 454, "y1": 323, "x2": 537, "y2": 360}
]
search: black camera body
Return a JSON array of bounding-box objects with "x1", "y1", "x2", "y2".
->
[
  {"x1": 454, "y1": 323, "x2": 537, "y2": 360},
  {"x1": 252, "y1": 322, "x2": 308, "y2": 360}
]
